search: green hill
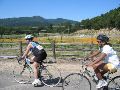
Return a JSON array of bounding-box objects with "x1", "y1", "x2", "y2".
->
[
  {"x1": 0, "y1": 16, "x2": 78, "y2": 27},
  {"x1": 80, "y1": 7, "x2": 120, "y2": 30},
  {"x1": 0, "y1": 6, "x2": 120, "y2": 35}
]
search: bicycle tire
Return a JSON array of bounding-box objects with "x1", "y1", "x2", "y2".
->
[
  {"x1": 40, "y1": 65, "x2": 61, "y2": 87},
  {"x1": 107, "y1": 76, "x2": 120, "y2": 90},
  {"x1": 62, "y1": 73, "x2": 91, "y2": 90},
  {"x1": 13, "y1": 61, "x2": 34, "y2": 84}
]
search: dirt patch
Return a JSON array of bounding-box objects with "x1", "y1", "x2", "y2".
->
[
  {"x1": 0, "y1": 58, "x2": 120, "y2": 78},
  {"x1": 0, "y1": 59, "x2": 16, "y2": 73},
  {"x1": 0, "y1": 58, "x2": 80, "y2": 72}
]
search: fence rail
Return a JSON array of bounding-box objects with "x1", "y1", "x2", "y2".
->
[{"x1": 0, "y1": 42, "x2": 120, "y2": 61}]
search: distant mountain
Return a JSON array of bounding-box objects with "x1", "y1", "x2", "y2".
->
[
  {"x1": 0, "y1": 16, "x2": 78, "y2": 27},
  {"x1": 47, "y1": 18, "x2": 78, "y2": 24}
]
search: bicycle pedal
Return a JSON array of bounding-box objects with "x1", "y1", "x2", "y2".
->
[
  {"x1": 103, "y1": 76, "x2": 107, "y2": 80},
  {"x1": 103, "y1": 86, "x2": 108, "y2": 90},
  {"x1": 97, "y1": 86, "x2": 108, "y2": 90}
]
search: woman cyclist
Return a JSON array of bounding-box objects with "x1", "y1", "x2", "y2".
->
[
  {"x1": 86, "y1": 34, "x2": 120, "y2": 88},
  {"x1": 21, "y1": 35, "x2": 47, "y2": 86}
]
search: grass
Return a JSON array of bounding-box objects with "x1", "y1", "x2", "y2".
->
[{"x1": 0, "y1": 30, "x2": 120, "y2": 58}]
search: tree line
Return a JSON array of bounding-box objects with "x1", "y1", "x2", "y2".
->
[
  {"x1": 80, "y1": 7, "x2": 120, "y2": 30},
  {"x1": 0, "y1": 7, "x2": 120, "y2": 37}
]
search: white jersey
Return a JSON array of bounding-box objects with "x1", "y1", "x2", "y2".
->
[{"x1": 100, "y1": 45, "x2": 120, "y2": 67}]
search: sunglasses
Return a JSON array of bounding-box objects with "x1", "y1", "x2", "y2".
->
[{"x1": 97, "y1": 40, "x2": 102, "y2": 43}]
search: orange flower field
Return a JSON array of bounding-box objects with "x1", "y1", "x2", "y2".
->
[
  {"x1": 0, "y1": 36, "x2": 97, "y2": 44},
  {"x1": 0, "y1": 36, "x2": 119, "y2": 44}
]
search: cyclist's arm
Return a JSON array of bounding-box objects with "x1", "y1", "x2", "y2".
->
[
  {"x1": 22, "y1": 44, "x2": 32, "y2": 58},
  {"x1": 88, "y1": 50, "x2": 100, "y2": 58},
  {"x1": 27, "y1": 51, "x2": 32, "y2": 57},
  {"x1": 87, "y1": 53, "x2": 106, "y2": 66}
]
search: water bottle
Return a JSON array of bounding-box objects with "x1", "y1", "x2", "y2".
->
[{"x1": 26, "y1": 58, "x2": 30, "y2": 64}]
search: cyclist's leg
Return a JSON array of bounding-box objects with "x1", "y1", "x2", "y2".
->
[
  {"x1": 33, "y1": 62, "x2": 39, "y2": 79},
  {"x1": 92, "y1": 61, "x2": 108, "y2": 88},
  {"x1": 31, "y1": 56, "x2": 41, "y2": 85},
  {"x1": 101, "y1": 65, "x2": 109, "y2": 77},
  {"x1": 92, "y1": 61, "x2": 106, "y2": 80},
  {"x1": 31, "y1": 51, "x2": 47, "y2": 86}
]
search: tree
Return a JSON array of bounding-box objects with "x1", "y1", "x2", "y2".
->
[{"x1": 0, "y1": 27, "x2": 5, "y2": 38}]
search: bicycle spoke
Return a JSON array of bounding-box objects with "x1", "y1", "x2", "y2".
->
[
  {"x1": 13, "y1": 60, "x2": 34, "y2": 84},
  {"x1": 108, "y1": 76, "x2": 120, "y2": 90},
  {"x1": 62, "y1": 73, "x2": 91, "y2": 90},
  {"x1": 41, "y1": 65, "x2": 61, "y2": 87}
]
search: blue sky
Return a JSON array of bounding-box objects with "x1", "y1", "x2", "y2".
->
[{"x1": 0, "y1": 0, "x2": 120, "y2": 21}]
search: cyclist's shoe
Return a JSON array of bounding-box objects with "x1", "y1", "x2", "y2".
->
[
  {"x1": 96, "y1": 79, "x2": 108, "y2": 88},
  {"x1": 32, "y1": 79, "x2": 41, "y2": 86}
]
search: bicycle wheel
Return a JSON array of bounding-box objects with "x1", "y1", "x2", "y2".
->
[
  {"x1": 40, "y1": 65, "x2": 61, "y2": 87},
  {"x1": 107, "y1": 76, "x2": 120, "y2": 90},
  {"x1": 62, "y1": 73, "x2": 91, "y2": 90},
  {"x1": 13, "y1": 62, "x2": 34, "y2": 84}
]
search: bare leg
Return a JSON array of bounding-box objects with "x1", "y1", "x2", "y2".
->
[
  {"x1": 33, "y1": 62, "x2": 39, "y2": 79},
  {"x1": 94, "y1": 68, "x2": 103, "y2": 80},
  {"x1": 92, "y1": 61, "x2": 106, "y2": 80},
  {"x1": 31, "y1": 56, "x2": 41, "y2": 85},
  {"x1": 31, "y1": 56, "x2": 39, "y2": 79},
  {"x1": 92, "y1": 61, "x2": 108, "y2": 88}
]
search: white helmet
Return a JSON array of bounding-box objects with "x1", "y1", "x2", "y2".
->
[{"x1": 25, "y1": 35, "x2": 34, "y2": 40}]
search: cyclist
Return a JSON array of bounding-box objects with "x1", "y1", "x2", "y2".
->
[
  {"x1": 21, "y1": 35, "x2": 47, "y2": 86},
  {"x1": 86, "y1": 34, "x2": 120, "y2": 88}
]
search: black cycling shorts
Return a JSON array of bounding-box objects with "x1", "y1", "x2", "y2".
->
[{"x1": 34, "y1": 49, "x2": 47, "y2": 63}]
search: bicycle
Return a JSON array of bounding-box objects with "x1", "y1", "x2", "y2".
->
[
  {"x1": 62, "y1": 58, "x2": 120, "y2": 90},
  {"x1": 13, "y1": 57, "x2": 62, "y2": 87}
]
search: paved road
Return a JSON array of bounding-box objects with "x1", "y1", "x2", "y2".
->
[
  {"x1": 0, "y1": 72, "x2": 63, "y2": 90},
  {"x1": 0, "y1": 59, "x2": 110, "y2": 90},
  {"x1": 0, "y1": 72, "x2": 100, "y2": 90}
]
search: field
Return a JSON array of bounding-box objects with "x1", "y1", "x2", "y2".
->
[
  {"x1": 0, "y1": 29, "x2": 120, "y2": 59},
  {"x1": 0, "y1": 29, "x2": 120, "y2": 44}
]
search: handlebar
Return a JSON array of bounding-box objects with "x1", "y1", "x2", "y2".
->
[
  {"x1": 17, "y1": 57, "x2": 31, "y2": 65},
  {"x1": 80, "y1": 57, "x2": 92, "y2": 70}
]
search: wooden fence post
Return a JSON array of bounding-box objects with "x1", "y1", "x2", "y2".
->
[
  {"x1": 51, "y1": 41, "x2": 56, "y2": 62},
  {"x1": 19, "y1": 41, "x2": 23, "y2": 56}
]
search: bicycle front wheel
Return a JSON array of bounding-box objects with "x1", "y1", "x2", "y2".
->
[
  {"x1": 40, "y1": 65, "x2": 61, "y2": 87},
  {"x1": 107, "y1": 76, "x2": 120, "y2": 90},
  {"x1": 62, "y1": 73, "x2": 91, "y2": 90},
  {"x1": 13, "y1": 63, "x2": 34, "y2": 84}
]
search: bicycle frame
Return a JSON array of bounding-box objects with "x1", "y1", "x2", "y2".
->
[
  {"x1": 18, "y1": 57, "x2": 54, "y2": 79},
  {"x1": 79, "y1": 60, "x2": 113, "y2": 84},
  {"x1": 15, "y1": 57, "x2": 61, "y2": 87},
  {"x1": 62, "y1": 59, "x2": 120, "y2": 90},
  {"x1": 18, "y1": 57, "x2": 33, "y2": 73},
  {"x1": 80, "y1": 66, "x2": 97, "y2": 83}
]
